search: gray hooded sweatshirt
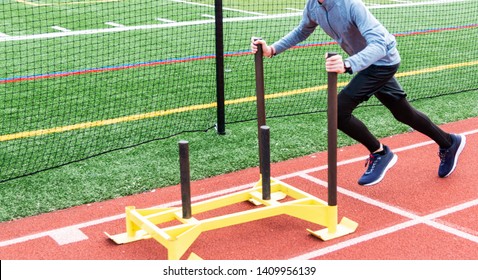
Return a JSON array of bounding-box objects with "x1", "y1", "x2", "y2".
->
[{"x1": 271, "y1": 0, "x2": 401, "y2": 73}]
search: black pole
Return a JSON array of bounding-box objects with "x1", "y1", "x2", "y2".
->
[
  {"x1": 254, "y1": 40, "x2": 266, "y2": 172},
  {"x1": 326, "y1": 52, "x2": 338, "y2": 207},
  {"x1": 260, "y1": 125, "x2": 271, "y2": 200},
  {"x1": 179, "y1": 140, "x2": 192, "y2": 219},
  {"x1": 215, "y1": 0, "x2": 226, "y2": 135}
]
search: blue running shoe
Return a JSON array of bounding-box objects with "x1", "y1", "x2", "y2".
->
[
  {"x1": 358, "y1": 145, "x2": 398, "y2": 186},
  {"x1": 438, "y1": 134, "x2": 466, "y2": 178}
]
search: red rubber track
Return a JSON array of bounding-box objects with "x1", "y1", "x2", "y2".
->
[{"x1": 1, "y1": 117, "x2": 477, "y2": 260}]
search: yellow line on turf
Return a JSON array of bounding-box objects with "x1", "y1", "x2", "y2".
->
[
  {"x1": 0, "y1": 103, "x2": 217, "y2": 141},
  {"x1": 395, "y1": 60, "x2": 478, "y2": 78},
  {"x1": 1, "y1": 60, "x2": 477, "y2": 142}
]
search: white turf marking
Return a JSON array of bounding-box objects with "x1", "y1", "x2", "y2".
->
[
  {"x1": 2, "y1": 0, "x2": 470, "y2": 42},
  {"x1": 201, "y1": 14, "x2": 215, "y2": 19},
  {"x1": 156, "y1": 18, "x2": 176, "y2": 23},
  {"x1": 391, "y1": 0, "x2": 413, "y2": 3},
  {"x1": 0, "y1": 13, "x2": 301, "y2": 42},
  {"x1": 169, "y1": 0, "x2": 267, "y2": 16},
  {"x1": 105, "y1": 22, "x2": 125, "y2": 27},
  {"x1": 368, "y1": 0, "x2": 469, "y2": 9},
  {"x1": 285, "y1": 8, "x2": 302, "y2": 12},
  {"x1": 51, "y1": 26, "x2": 71, "y2": 32},
  {"x1": 0, "y1": 128, "x2": 476, "y2": 253},
  {"x1": 0, "y1": 32, "x2": 10, "y2": 37}
]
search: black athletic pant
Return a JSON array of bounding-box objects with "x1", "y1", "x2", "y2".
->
[{"x1": 337, "y1": 63, "x2": 451, "y2": 153}]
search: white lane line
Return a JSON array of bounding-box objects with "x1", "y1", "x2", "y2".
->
[
  {"x1": 0, "y1": 128, "x2": 476, "y2": 248},
  {"x1": 299, "y1": 174, "x2": 419, "y2": 219},
  {"x1": 300, "y1": 173, "x2": 478, "y2": 243},
  {"x1": 0, "y1": 183, "x2": 254, "y2": 247},
  {"x1": 290, "y1": 133, "x2": 478, "y2": 260},
  {"x1": 290, "y1": 199, "x2": 478, "y2": 260},
  {"x1": 290, "y1": 219, "x2": 420, "y2": 260}
]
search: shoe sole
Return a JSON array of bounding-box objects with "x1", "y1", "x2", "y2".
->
[
  {"x1": 441, "y1": 134, "x2": 466, "y2": 178},
  {"x1": 360, "y1": 154, "x2": 398, "y2": 186}
]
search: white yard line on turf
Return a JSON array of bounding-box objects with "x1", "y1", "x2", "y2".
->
[
  {"x1": 169, "y1": 0, "x2": 267, "y2": 16},
  {"x1": 2, "y1": 0, "x2": 471, "y2": 42}
]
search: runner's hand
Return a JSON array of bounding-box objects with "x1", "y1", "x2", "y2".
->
[
  {"x1": 251, "y1": 37, "x2": 274, "y2": 57},
  {"x1": 325, "y1": 53, "x2": 346, "y2": 73}
]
